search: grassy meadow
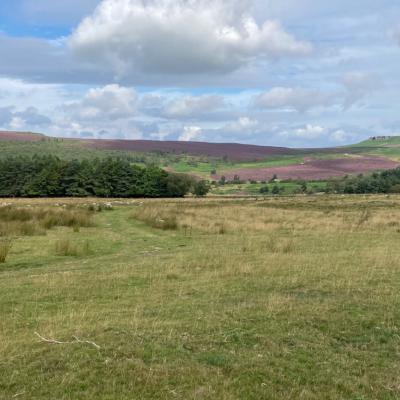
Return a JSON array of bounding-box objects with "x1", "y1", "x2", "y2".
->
[{"x1": 1, "y1": 196, "x2": 400, "y2": 399}]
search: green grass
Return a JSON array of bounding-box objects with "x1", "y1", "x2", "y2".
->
[
  {"x1": 3, "y1": 136, "x2": 400, "y2": 182},
  {"x1": 211, "y1": 181, "x2": 328, "y2": 195},
  {"x1": 168, "y1": 156, "x2": 305, "y2": 177},
  {"x1": 0, "y1": 139, "x2": 175, "y2": 165},
  {"x1": 350, "y1": 136, "x2": 400, "y2": 148},
  {"x1": 1, "y1": 196, "x2": 400, "y2": 399}
]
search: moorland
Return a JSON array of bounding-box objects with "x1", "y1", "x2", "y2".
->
[{"x1": 1, "y1": 196, "x2": 400, "y2": 399}]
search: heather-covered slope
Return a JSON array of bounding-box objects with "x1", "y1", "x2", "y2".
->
[{"x1": 1, "y1": 131, "x2": 400, "y2": 180}]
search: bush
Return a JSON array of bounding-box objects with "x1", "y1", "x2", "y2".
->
[
  {"x1": 193, "y1": 180, "x2": 210, "y2": 197},
  {"x1": 166, "y1": 173, "x2": 195, "y2": 197},
  {"x1": 272, "y1": 185, "x2": 281, "y2": 195}
]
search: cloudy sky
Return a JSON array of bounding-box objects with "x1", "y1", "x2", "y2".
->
[{"x1": 0, "y1": 0, "x2": 399, "y2": 147}]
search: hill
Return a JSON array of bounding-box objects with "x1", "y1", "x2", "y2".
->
[{"x1": 1, "y1": 131, "x2": 400, "y2": 182}]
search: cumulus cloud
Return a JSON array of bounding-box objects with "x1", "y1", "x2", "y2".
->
[
  {"x1": 0, "y1": 107, "x2": 14, "y2": 127},
  {"x1": 290, "y1": 124, "x2": 326, "y2": 139},
  {"x1": 15, "y1": 107, "x2": 52, "y2": 126},
  {"x1": 164, "y1": 95, "x2": 226, "y2": 118},
  {"x1": 225, "y1": 117, "x2": 260, "y2": 134},
  {"x1": 63, "y1": 84, "x2": 137, "y2": 121},
  {"x1": 0, "y1": 105, "x2": 51, "y2": 130},
  {"x1": 279, "y1": 124, "x2": 327, "y2": 141},
  {"x1": 69, "y1": 0, "x2": 312, "y2": 77},
  {"x1": 254, "y1": 87, "x2": 335, "y2": 112},
  {"x1": 330, "y1": 129, "x2": 352, "y2": 142},
  {"x1": 178, "y1": 126, "x2": 203, "y2": 141}
]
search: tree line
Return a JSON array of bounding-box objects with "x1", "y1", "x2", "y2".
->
[
  {"x1": 0, "y1": 156, "x2": 209, "y2": 198},
  {"x1": 327, "y1": 168, "x2": 400, "y2": 194}
]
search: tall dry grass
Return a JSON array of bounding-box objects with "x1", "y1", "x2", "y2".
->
[
  {"x1": 55, "y1": 238, "x2": 92, "y2": 257},
  {"x1": 131, "y1": 206, "x2": 178, "y2": 230},
  {"x1": 0, "y1": 206, "x2": 94, "y2": 238},
  {"x1": 0, "y1": 205, "x2": 96, "y2": 263},
  {"x1": 0, "y1": 239, "x2": 12, "y2": 263}
]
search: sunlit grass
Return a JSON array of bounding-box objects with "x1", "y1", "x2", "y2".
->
[{"x1": 1, "y1": 195, "x2": 400, "y2": 399}]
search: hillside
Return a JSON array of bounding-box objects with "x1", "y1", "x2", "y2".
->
[{"x1": 1, "y1": 131, "x2": 400, "y2": 182}]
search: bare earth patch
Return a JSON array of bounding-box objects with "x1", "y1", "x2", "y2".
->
[{"x1": 214, "y1": 156, "x2": 400, "y2": 181}]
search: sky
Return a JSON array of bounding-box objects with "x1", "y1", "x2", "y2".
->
[{"x1": 0, "y1": 0, "x2": 399, "y2": 148}]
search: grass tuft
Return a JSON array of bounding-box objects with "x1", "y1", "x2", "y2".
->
[
  {"x1": 55, "y1": 239, "x2": 92, "y2": 257},
  {"x1": 132, "y1": 206, "x2": 179, "y2": 230},
  {"x1": 0, "y1": 238, "x2": 12, "y2": 263}
]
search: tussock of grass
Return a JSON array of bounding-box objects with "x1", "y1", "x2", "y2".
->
[
  {"x1": 0, "y1": 205, "x2": 94, "y2": 238},
  {"x1": 55, "y1": 238, "x2": 92, "y2": 257},
  {"x1": 131, "y1": 206, "x2": 178, "y2": 230},
  {"x1": 0, "y1": 238, "x2": 12, "y2": 263}
]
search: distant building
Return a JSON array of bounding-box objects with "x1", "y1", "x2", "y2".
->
[{"x1": 369, "y1": 136, "x2": 392, "y2": 141}]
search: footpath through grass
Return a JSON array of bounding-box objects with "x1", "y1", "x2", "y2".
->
[{"x1": 1, "y1": 196, "x2": 400, "y2": 399}]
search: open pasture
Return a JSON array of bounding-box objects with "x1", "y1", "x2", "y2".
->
[{"x1": 1, "y1": 195, "x2": 400, "y2": 399}]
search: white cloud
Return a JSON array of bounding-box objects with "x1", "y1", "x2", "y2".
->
[
  {"x1": 69, "y1": 0, "x2": 312, "y2": 77},
  {"x1": 164, "y1": 95, "x2": 225, "y2": 118},
  {"x1": 0, "y1": 107, "x2": 14, "y2": 127},
  {"x1": 63, "y1": 84, "x2": 137, "y2": 121},
  {"x1": 330, "y1": 129, "x2": 352, "y2": 142},
  {"x1": 254, "y1": 87, "x2": 335, "y2": 112},
  {"x1": 178, "y1": 126, "x2": 203, "y2": 141},
  {"x1": 290, "y1": 124, "x2": 326, "y2": 139},
  {"x1": 0, "y1": 105, "x2": 51, "y2": 130},
  {"x1": 15, "y1": 107, "x2": 52, "y2": 127},
  {"x1": 225, "y1": 117, "x2": 260, "y2": 133}
]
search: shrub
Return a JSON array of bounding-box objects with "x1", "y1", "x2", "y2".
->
[
  {"x1": 193, "y1": 180, "x2": 210, "y2": 197},
  {"x1": 272, "y1": 185, "x2": 281, "y2": 195},
  {"x1": 166, "y1": 173, "x2": 194, "y2": 197}
]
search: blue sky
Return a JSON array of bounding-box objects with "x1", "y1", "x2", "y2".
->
[{"x1": 0, "y1": 0, "x2": 399, "y2": 147}]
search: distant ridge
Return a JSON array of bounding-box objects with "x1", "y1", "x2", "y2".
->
[
  {"x1": 0, "y1": 130, "x2": 299, "y2": 161},
  {"x1": 0, "y1": 131, "x2": 44, "y2": 142},
  {"x1": 1, "y1": 130, "x2": 399, "y2": 163},
  {"x1": 84, "y1": 139, "x2": 299, "y2": 161},
  {"x1": 2, "y1": 130, "x2": 400, "y2": 180}
]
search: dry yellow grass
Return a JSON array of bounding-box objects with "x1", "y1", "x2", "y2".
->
[{"x1": 1, "y1": 195, "x2": 400, "y2": 399}]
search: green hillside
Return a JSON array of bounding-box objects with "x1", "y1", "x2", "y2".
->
[{"x1": 1, "y1": 134, "x2": 400, "y2": 188}]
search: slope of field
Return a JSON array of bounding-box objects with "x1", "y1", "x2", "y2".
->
[
  {"x1": 0, "y1": 131, "x2": 44, "y2": 142},
  {"x1": 1, "y1": 197, "x2": 400, "y2": 399},
  {"x1": 2, "y1": 131, "x2": 400, "y2": 181},
  {"x1": 214, "y1": 156, "x2": 400, "y2": 181},
  {"x1": 84, "y1": 138, "x2": 299, "y2": 161}
]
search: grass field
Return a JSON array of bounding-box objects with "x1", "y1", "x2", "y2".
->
[
  {"x1": 1, "y1": 196, "x2": 400, "y2": 399},
  {"x1": 210, "y1": 181, "x2": 328, "y2": 195}
]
